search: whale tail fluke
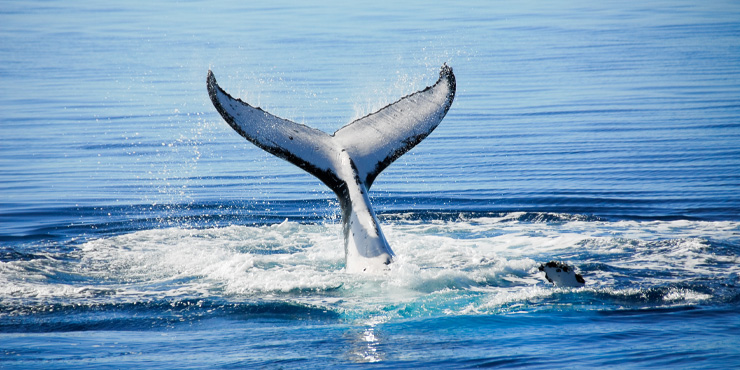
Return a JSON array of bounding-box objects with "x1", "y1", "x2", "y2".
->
[
  {"x1": 207, "y1": 65, "x2": 456, "y2": 272},
  {"x1": 207, "y1": 65, "x2": 455, "y2": 191}
]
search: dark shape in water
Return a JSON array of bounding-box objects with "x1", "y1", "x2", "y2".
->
[{"x1": 539, "y1": 261, "x2": 586, "y2": 287}]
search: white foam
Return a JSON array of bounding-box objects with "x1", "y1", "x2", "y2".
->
[{"x1": 2, "y1": 216, "x2": 738, "y2": 316}]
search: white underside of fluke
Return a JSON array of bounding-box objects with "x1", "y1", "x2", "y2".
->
[{"x1": 207, "y1": 65, "x2": 456, "y2": 273}]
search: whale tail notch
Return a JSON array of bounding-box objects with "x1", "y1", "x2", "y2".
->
[{"x1": 207, "y1": 65, "x2": 456, "y2": 272}]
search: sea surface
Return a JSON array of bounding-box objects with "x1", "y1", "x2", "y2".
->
[{"x1": 2, "y1": 1, "x2": 740, "y2": 368}]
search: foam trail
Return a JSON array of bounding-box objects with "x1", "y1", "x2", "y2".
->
[{"x1": 2, "y1": 214, "x2": 737, "y2": 320}]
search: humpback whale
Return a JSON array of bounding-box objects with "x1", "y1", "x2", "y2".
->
[{"x1": 207, "y1": 64, "x2": 456, "y2": 273}]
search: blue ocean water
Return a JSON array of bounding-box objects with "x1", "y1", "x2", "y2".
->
[{"x1": 2, "y1": 0, "x2": 740, "y2": 368}]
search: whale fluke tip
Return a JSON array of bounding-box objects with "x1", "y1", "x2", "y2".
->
[{"x1": 440, "y1": 63, "x2": 453, "y2": 78}]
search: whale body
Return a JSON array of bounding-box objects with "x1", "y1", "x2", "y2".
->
[{"x1": 207, "y1": 65, "x2": 456, "y2": 272}]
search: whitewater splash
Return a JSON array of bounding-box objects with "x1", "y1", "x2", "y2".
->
[{"x1": 2, "y1": 213, "x2": 738, "y2": 320}]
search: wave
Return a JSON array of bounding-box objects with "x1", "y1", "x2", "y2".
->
[
  {"x1": 2, "y1": 213, "x2": 738, "y2": 330},
  {"x1": 0, "y1": 299, "x2": 339, "y2": 333}
]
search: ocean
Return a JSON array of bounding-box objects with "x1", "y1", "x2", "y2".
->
[{"x1": 1, "y1": 0, "x2": 739, "y2": 368}]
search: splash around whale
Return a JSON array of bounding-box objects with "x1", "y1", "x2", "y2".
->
[{"x1": 207, "y1": 65, "x2": 456, "y2": 272}]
